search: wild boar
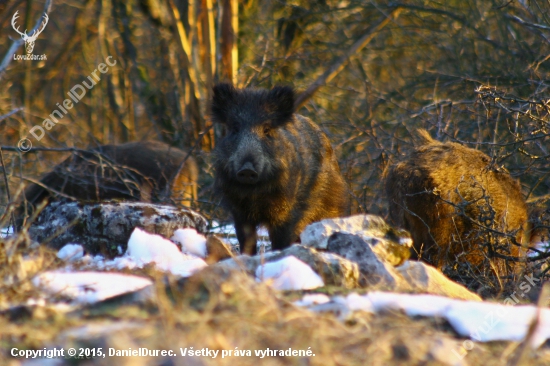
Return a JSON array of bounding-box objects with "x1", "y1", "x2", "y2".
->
[
  {"x1": 211, "y1": 83, "x2": 348, "y2": 254},
  {"x1": 385, "y1": 130, "x2": 528, "y2": 275},
  {"x1": 20, "y1": 141, "x2": 198, "y2": 221}
]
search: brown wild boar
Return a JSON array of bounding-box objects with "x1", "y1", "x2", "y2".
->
[
  {"x1": 20, "y1": 141, "x2": 198, "y2": 221},
  {"x1": 211, "y1": 83, "x2": 348, "y2": 254},
  {"x1": 385, "y1": 130, "x2": 528, "y2": 274}
]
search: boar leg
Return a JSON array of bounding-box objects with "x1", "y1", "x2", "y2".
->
[
  {"x1": 235, "y1": 220, "x2": 258, "y2": 255},
  {"x1": 269, "y1": 223, "x2": 296, "y2": 251}
]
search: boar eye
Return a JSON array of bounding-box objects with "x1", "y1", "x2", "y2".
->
[{"x1": 263, "y1": 125, "x2": 271, "y2": 135}]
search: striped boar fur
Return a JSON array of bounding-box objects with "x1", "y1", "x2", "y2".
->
[
  {"x1": 211, "y1": 83, "x2": 348, "y2": 254},
  {"x1": 20, "y1": 141, "x2": 198, "y2": 223},
  {"x1": 385, "y1": 130, "x2": 528, "y2": 275}
]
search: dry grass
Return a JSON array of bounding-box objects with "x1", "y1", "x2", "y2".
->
[
  {"x1": 1, "y1": 249, "x2": 550, "y2": 365},
  {"x1": 1, "y1": 202, "x2": 549, "y2": 365}
]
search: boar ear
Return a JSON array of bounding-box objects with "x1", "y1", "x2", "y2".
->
[
  {"x1": 268, "y1": 86, "x2": 295, "y2": 125},
  {"x1": 211, "y1": 83, "x2": 237, "y2": 124}
]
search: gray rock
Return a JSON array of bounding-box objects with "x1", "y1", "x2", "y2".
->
[
  {"x1": 29, "y1": 201, "x2": 207, "y2": 256},
  {"x1": 214, "y1": 222, "x2": 480, "y2": 299},
  {"x1": 326, "y1": 232, "x2": 481, "y2": 300},
  {"x1": 205, "y1": 235, "x2": 234, "y2": 264},
  {"x1": 327, "y1": 232, "x2": 399, "y2": 286},
  {"x1": 216, "y1": 244, "x2": 360, "y2": 288},
  {"x1": 301, "y1": 214, "x2": 412, "y2": 266},
  {"x1": 396, "y1": 261, "x2": 481, "y2": 301}
]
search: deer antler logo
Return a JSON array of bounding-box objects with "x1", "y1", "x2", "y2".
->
[{"x1": 12, "y1": 11, "x2": 49, "y2": 54}]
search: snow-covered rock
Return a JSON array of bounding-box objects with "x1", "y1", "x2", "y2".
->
[
  {"x1": 171, "y1": 228, "x2": 207, "y2": 258},
  {"x1": 33, "y1": 271, "x2": 153, "y2": 304},
  {"x1": 58, "y1": 228, "x2": 208, "y2": 278},
  {"x1": 29, "y1": 201, "x2": 207, "y2": 256},
  {"x1": 215, "y1": 238, "x2": 478, "y2": 299},
  {"x1": 111, "y1": 228, "x2": 207, "y2": 277},
  {"x1": 326, "y1": 232, "x2": 399, "y2": 286},
  {"x1": 324, "y1": 233, "x2": 480, "y2": 300},
  {"x1": 57, "y1": 244, "x2": 84, "y2": 262},
  {"x1": 301, "y1": 214, "x2": 412, "y2": 266},
  {"x1": 297, "y1": 291, "x2": 550, "y2": 348},
  {"x1": 217, "y1": 244, "x2": 360, "y2": 288},
  {"x1": 256, "y1": 256, "x2": 324, "y2": 290}
]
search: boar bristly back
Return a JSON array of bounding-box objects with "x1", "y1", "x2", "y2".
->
[
  {"x1": 212, "y1": 83, "x2": 348, "y2": 255},
  {"x1": 385, "y1": 130, "x2": 528, "y2": 276},
  {"x1": 18, "y1": 141, "x2": 198, "y2": 227}
]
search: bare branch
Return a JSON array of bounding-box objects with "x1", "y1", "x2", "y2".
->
[
  {"x1": 294, "y1": 7, "x2": 402, "y2": 110},
  {"x1": 505, "y1": 14, "x2": 550, "y2": 31},
  {"x1": 0, "y1": 108, "x2": 23, "y2": 122}
]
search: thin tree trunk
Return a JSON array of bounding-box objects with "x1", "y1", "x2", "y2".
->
[
  {"x1": 220, "y1": 0, "x2": 238, "y2": 84},
  {"x1": 168, "y1": 0, "x2": 205, "y2": 145},
  {"x1": 199, "y1": 0, "x2": 216, "y2": 150}
]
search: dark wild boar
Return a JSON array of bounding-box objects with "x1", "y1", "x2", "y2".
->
[
  {"x1": 385, "y1": 130, "x2": 528, "y2": 274},
  {"x1": 20, "y1": 141, "x2": 198, "y2": 222},
  {"x1": 211, "y1": 83, "x2": 348, "y2": 254}
]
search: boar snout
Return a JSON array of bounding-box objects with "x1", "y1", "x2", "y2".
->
[{"x1": 237, "y1": 162, "x2": 259, "y2": 184}]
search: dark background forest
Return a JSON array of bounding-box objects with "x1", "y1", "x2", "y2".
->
[{"x1": 1, "y1": 0, "x2": 549, "y2": 223}]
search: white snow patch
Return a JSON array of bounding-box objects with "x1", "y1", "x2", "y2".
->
[
  {"x1": 118, "y1": 228, "x2": 207, "y2": 277},
  {"x1": 293, "y1": 293, "x2": 331, "y2": 307},
  {"x1": 256, "y1": 256, "x2": 324, "y2": 291},
  {"x1": 1, "y1": 226, "x2": 13, "y2": 238},
  {"x1": 296, "y1": 291, "x2": 550, "y2": 347},
  {"x1": 528, "y1": 240, "x2": 550, "y2": 257},
  {"x1": 25, "y1": 298, "x2": 47, "y2": 307},
  {"x1": 210, "y1": 221, "x2": 271, "y2": 252},
  {"x1": 33, "y1": 271, "x2": 152, "y2": 304},
  {"x1": 209, "y1": 221, "x2": 237, "y2": 235},
  {"x1": 57, "y1": 244, "x2": 84, "y2": 262},
  {"x1": 257, "y1": 227, "x2": 269, "y2": 237},
  {"x1": 66, "y1": 228, "x2": 208, "y2": 277},
  {"x1": 171, "y1": 228, "x2": 207, "y2": 258}
]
